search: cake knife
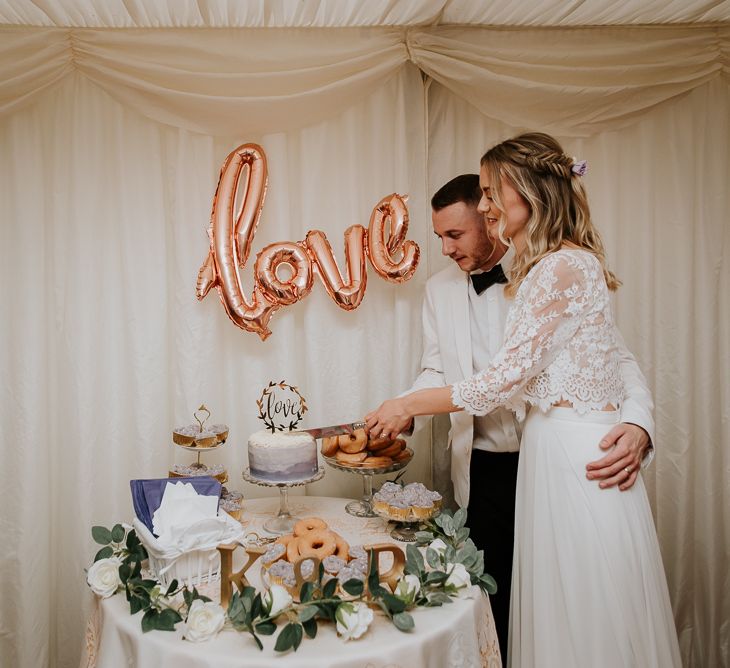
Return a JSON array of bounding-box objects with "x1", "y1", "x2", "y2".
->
[{"x1": 299, "y1": 421, "x2": 367, "y2": 439}]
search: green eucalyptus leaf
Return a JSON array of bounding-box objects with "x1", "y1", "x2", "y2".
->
[
  {"x1": 255, "y1": 620, "x2": 277, "y2": 636},
  {"x1": 441, "y1": 515, "x2": 455, "y2": 537},
  {"x1": 392, "y1": 611, "x2": 415, "y2": 632},
  {"x1": 480, "y1": 573, "x2": 498, "y2": 595},
  {"x1": 251, "y1": 593, "x2": 262, "y2": 620},
  {"x1": 300, "y1": 581, "x2": 316, "y2": 603},
  {"x1": 382, "y1": 593, "x2": 407, "y2": 614},
  {"x1": 302, "y1": 617, "x2": 317, "y2": 639},
  {"x1": 426, "y1": 591, "x2": 452, "y2": 606},
  {"x1": 425, "y1": 570, "x2": 448, "y2": 585},
  {"x1": 322, "y1": 577, "x2": 338, "y2": 599},
  {"x1": 183, "y1": 589, "x2": 193, "y2": 607},
  {"x1": 156, "y1": 608, "x2": 182, "y2": 631},
  {"x1": 453, "y1": 507, "x2": 467, "y2": 530},
  {"x1": 94, "y1": 546, "x2": 114, "y2": 562},
  {"x1": 341, "y1": 579, "x2": 364, "y2": 597},
  {"x1": 129, "y1": 595, "x2": 145, "y2": 615},
  {"x1": 165, "y1": 579, "x2": 178, "y2": 596},
  {"x1": 405, "y1": 544, "x2": 425, "y2": 575},
  {"x1": 141, "y1": 608, "x2": 158, "y2": 633},
  {"x1": 274, "y1": 622, "x2": 303, "y2": 653},
  {"x1": 298, "y1": 605, "x2": 318, "y2": 623},
  {"x1": 425, "y1": 548, "x2": 441, "y2": 570},
  {"x1": 455, "y1": 527, "x2": 470, "y2": 545},
  {"x1": 444, "y1": 545, "x2": 457, "y2": 564},
  {"x1": 92, "y1": 526, "x2": 113, "y2": 546},
  {"x1": 414, "y1": 531, "x2": 434, "y2": 545},
  {"x1": 111, "y1": 524, "x2": 125, "y2": 543},
  {"x1": 118, "y1": 563, "x2": 132, "y2": 584}
]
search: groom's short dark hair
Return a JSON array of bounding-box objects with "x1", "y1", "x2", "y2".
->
[{"x1": 431, "y1": 174, "x2": 481, "y2": 211}]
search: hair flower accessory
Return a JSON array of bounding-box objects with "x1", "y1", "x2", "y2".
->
[{"x1": 571, "y1": 159, "x2": 588, "y2": 176}]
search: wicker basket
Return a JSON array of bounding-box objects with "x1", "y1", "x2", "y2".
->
[{"x1": 133, "y1": 517, "x2": 240, "y2": 588}]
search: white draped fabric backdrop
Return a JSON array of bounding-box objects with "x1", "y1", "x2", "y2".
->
[{"x1": 0, "y1": 4, "x2": 728, "y2": 667}]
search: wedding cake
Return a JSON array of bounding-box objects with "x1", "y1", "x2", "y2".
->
[{"x1": 247, "y1": 429, "x2": 318, "y2": 483}]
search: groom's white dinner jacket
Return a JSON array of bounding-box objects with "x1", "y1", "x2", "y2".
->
[{"x1": 405, "y1": 258, "x2": 656, "y2": 508}]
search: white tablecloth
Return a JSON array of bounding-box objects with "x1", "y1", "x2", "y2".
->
[{"x1": 83, "y1": 496, "x2": 501, "y2": 668}]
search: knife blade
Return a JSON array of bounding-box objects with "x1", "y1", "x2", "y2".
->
[{"x1": 299, "y1": 421, "x2": 366, "y2": 439}]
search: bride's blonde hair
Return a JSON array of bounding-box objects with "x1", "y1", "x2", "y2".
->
[{"x1": 481, "y1": 132, "x2": 620, "y2": 297}]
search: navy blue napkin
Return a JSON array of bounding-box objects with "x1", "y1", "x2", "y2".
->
[{"x1": 130, "y1": 476, "x2": 222, "y2": 535}]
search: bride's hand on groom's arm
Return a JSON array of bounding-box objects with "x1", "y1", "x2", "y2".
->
[{"x1": 585, "y1": 423, "x2": 651, "y2": 491}]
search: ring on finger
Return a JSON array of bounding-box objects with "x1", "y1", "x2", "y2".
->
[{"x1": 623, "y1": 466, "x2": 632, "y2": 474}]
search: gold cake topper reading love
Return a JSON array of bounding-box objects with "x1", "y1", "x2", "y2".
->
[
  {"x1": 196, "y1": 143, "x2": 420, "y2": 340},
  {"x1": 256, "y1": 380, "x2": 307, "y2": 433}
]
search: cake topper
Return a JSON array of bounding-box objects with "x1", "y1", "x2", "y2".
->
[{"x1": 256, "y1": 380, "x2": 308, "y2": 433}]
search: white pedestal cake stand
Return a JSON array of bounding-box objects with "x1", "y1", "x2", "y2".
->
[
  {"x1": 242, "y1": 467, "x2": 325, "y2": 534},
  {"x1": 323, "y1": 450, "x2": 413, "y2": 518}
]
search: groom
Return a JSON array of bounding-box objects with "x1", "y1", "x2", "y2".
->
[{"x1": 404, "y1": 174, "x2": 655, "y2": 662}]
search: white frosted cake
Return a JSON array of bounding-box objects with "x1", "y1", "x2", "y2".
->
[{"x1": 247, "y1": 429, "x2": 318, "y2": 483}]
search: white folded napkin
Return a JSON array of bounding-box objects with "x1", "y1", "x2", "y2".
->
[{"x1": 152, "y1": 481, "x2": 220, "y2": 549}]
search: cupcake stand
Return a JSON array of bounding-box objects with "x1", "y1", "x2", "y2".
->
[{"x1": 323, "y1": 449, "x2": 413, "y2": 519}]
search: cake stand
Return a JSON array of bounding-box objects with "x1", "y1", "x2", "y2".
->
[
  {"x1": 323, "y1": 449, "x2": 413, "y2": 518},
  {"x1": 372, "y1": 506, "x2": 440, "y2": 542},
  {"x1": 242, "y1": 467, "x2": 325, "y2": 534}
]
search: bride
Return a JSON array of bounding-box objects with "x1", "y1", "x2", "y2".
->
[{"x1": 365, "y1": 132, "x2": 681, "y2": 667}]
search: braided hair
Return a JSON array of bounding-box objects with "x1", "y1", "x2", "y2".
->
[{"x1": 481, "y1": 132, "x2": 620, "y2": 296}]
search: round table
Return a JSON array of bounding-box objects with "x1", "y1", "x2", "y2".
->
[{"x1": 83, "y1": 496, "x2": 501, "y2": 668}]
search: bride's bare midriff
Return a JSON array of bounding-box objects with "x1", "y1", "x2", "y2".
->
[{"x1": 553, "y1": 400, "x2": 616, "y2": 411}]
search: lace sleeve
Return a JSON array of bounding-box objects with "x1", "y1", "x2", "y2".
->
[{"x1": 451, "y1": 251, "x2": 598, "y2": 417}]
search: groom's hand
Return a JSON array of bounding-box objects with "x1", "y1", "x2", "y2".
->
[{"x1": 586, "y1": 423, "x2": 650, "y2": 491}]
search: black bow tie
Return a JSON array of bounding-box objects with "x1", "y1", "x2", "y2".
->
[{"x1": 470, "y1": 265, "x2": 508, "y2": 295}]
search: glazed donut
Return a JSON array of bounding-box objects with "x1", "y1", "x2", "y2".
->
[
  {"x1": 338, "y1": 428, "x2": 368, "y2": 454},
  {"x1": 294, "y1": 517, "x2": 328, "y2": 537},
  {"x1": 296, "y1": 529, "x2": 337, "y2": 560},
  {"x1": 367, "y1": 435, "x2": 394, "y2": 451},
  {"x1": 336, "y1": 450, "x2": 368, "y2": 464},
  {"x1": 275, "y1": 533, "x2": 296, "y2": 546},
  {"x1": 286, "y1": 536, "x2": 302, "y2": 562},
  {"x1": 394, "y1": 448, "x2": 412, "y2": 463},
  {"x1": 377, "y1": 439, "x2": 406, "y2": 458},
  {"x1": 358, "y1": 456, "x2": 394, "y2": 468},
  {"x1": 321, "y1": 436, "x2": 340, "y2": 457},
  {"x1": 330, "y1": 532, "x2": 350, "y2": 561}
]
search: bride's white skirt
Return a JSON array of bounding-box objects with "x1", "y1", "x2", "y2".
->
[{"x1": 508, "y1": 407, "x2": 682, "y2": 668}]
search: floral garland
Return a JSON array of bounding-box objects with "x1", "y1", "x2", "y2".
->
[{"x1": 86, "y1": 509, "x2": 496, "y2": 651}]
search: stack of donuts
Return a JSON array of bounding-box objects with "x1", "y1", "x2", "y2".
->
[
  {"x1": 320, "y1": 428, "x2": 412, "y2": 468},
  {"x1": 261, "y1": 517, "x2": 371, "y2": 594}
]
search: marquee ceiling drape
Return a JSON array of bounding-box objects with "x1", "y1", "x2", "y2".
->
[{"x1": 1, "y1": 2, "x2": 728, "y2": 668}]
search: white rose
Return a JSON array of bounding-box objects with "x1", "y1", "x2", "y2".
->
[
  {"x1": 86, "y1": 557, "x2": 122, "y2": 598},
  {"x1": 445, "y1": 562, "x2": 471, "y2": 591},
  {"x1": 184, "y1": 600, "x2": 226, "y2": 642},
  {"x1": 262, "y1": 584, "x2": 293, "y2": 618},
  {"x1": 335, "y1": 601, "x2": 374, "y2": 641},
  {"x1": 428, "y1": 538, "x2": 448, "y2": 556},
  {"x1": 394, "y1": 574, "x2": 420, "y2": 606}
]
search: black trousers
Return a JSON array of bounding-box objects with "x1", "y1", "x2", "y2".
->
[{"x1": 466, "y1": 449, "x2": 520, "y2": 666}]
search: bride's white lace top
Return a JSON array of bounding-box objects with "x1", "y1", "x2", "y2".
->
[{"x1": 451, "y1": 248, "x2": 625, "y2": 419}]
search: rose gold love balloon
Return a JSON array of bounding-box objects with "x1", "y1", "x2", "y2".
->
[
  {"x1": 197, "y1": 144, "x2": 420, "y2": 339},
  {"x1": 197, "y1": 143, "x2": 279, "y2": 340},
  {"x1": 255, "y1": 242, "x2": 314, "y2": 306},
  {"x1": 367, "y1": 194, "x2": 420, "y2": 283},
  {"x1": 305, "y1": 226, "x2": 367, "y2": 310}
]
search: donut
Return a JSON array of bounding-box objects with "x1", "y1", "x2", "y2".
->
[
  {"x1": 336, "y1": 450, "x2": 368, "y2": 464},
  {"x1": 294, "y1": 517, "x2": 328, "y2": 537},
  {"x1": 338, "y1": 428, "x2": 368, "y2": 454},
  {"x1": 394, "y1": 448, "x2": 412, "y2": 463},
  {"x1": 330, "y1": 532, "x2": 350, "y2": 561},
  {"x1": 358, "y1": 456, "x2": 393, "y2": 468},
  {"x1": 366, "y1": 435, "x2": 394, "y2": 451},
  {"x1": 321, "y1": 436, "x2": 340, "y2": 457},
  {"x1": 376, "y1": 440, "x2": 406, "y2": 458},
  {"x1": 296, "y1": 529, "x2": 337, "y2": 560},
  {"x1": 286, "y1": 537, "x2": 302, "y2": 562},
  {"x1": 275, "y1": 533, "x2": 296, "y2": 546}
]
